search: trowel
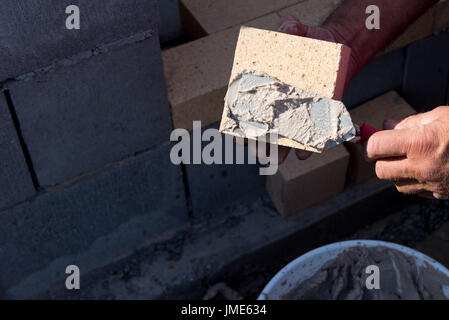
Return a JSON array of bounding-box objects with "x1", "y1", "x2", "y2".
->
[{"x1": 219, "y1": 70, "x2": 379, "y2": 153}]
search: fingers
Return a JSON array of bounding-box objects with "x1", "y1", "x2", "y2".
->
[
  {"x1": 393, "y1": 179, "x2": 426, "y2": 194},
  {"x1": 278, "y1": 15, "x2": 299, "y2": 26},
  {"x1": 295, "y1": 149, "x2": 313, "y2": 160},
  {"x1": 417, "y1": 191, "x2": 449, "y2": 200},
  {"x1": 278, "y1": 16, "x2": 306, "y2": 36},
  {"x1": 278, "y1": 146, "x2": 290, "y2": 165},
  {"x1": 375, "y1": 158, "x2": 415, "y2": 181},
  {"x1": 394, "y1": 113, "x2": 428, "y2": 130},
  {"x1": 383, "y1": 119, "x2": 401, "y2": 130},
  {"x1": 233, "y1": 136, "x2": 247, "y2": 147},
  {"x1": 233, "y1": 136, "x2": 307, "y2": 165},
  {"x1": 418, "y1": 191, "x2": 436, "y2": 199},
  {"x1": 366, "y1": 129, "x2": 414, "y2": 161},
  {"x1": 432, "y1": 193, "x2": 449, "y2": 200},
  {"x1": 241, "y1": 138, "x2": 289, "y2": 165}
]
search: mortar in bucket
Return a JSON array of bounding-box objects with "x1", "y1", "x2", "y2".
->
[{"x1": 259, "y1": 240, "x2": 449, "y2": 300}]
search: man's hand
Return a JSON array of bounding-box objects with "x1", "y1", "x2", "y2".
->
[
  {"x1": 366, "y1": 107, "x2": 449, "y2": 199},
  {"x1": 275, "y1": 0, "x2": 437, "y2": 163}
]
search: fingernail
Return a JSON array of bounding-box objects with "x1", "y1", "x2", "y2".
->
[
  {"x1": 279, "y1": 21, "x2": 299, "y2": 34},
  {"x1": 295, "y1": 149, "x2": 312, "y2": 160},
  {"x1": 383, "y1": 119, "x2": 399, "y2": 130},
  {"x1": 278, "y1": 147, "x2": 290, "y2": 165}
]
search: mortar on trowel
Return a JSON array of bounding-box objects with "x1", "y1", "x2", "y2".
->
[{"x1": 219, "y1": 27, "x2": 378, "y2": 152}]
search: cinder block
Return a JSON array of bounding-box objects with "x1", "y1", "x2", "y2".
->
[
  {"x1": 0, "y1": 144, "x2": 188, "y2": 299},
  {"x1": 0, "y1": 0, "x2": 159, "y2": 80},
  {"x1": 266, "y1": 145, "x2": 349, "y2": 217},
  {"x1": 8, "y1": 34, "x2": 171, "y2": 187},
  {"x1": 157, "y1": 0, "x2": 183, "y2": 43},
  {"x1": 179, "y1": 0, "x2": 297, "y2": 38},
  {"x1": 277, "y1": 0, "x2": 343, "y2": 27},
  {"x1": 346, "y1": 91, "x2": 416, "y2": 184},
  {"x1": 0, "y1": 93, "x2": 35, "y2": 211},
  {"x1": 163, "y1": 13, "x2": 280, "y2": 131},
  {"x1": 183, "y1": 123, "x2": 265, "y2": 223},
  {"x1": 343, "y1": 49, "x2": 405, "y2": 109},
  {"x1": 229, "y1": 27, "x2": 351, "y2": 100},
  {"x1": 434, "y1": 0, "x2": 449, "y2": 32},
  {"x1": 402, "y1": 31, "x2": 449, "y2": 111}
]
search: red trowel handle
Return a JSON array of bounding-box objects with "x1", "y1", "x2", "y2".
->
[{"x1": 358, "y1": 123, "x2": 380, "y2": 144}]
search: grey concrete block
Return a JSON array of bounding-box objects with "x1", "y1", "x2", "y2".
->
[
  {"x1": 157, "y1": 0, "x2": 183, "y2": 43},
  {"x1": 0, "y1": 93, "x2": 35, "y2": 211},
  {"x1": 9, "y1": 34, "x2": 172, "y2": 187},
  {"x1": 402, "y1": 32, "x2": 449, "y2": 112},
  {"x1": 343, "y1": 49, "x2": 405, "y2": 109},
  {"x1": 182, "y1": 123, "x2": 265, "y2": 223},
  {"x1": 0, "y1": 0, "x2": 159, "y2": 80},
  {"x1": 0, "y1": 144, "x2": 188, "y2": 299},
  {"x1": 41, "y1": 180, "x2": 413, "y2": 300}
]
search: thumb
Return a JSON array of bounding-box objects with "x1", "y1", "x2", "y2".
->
[
  {"x1": 278, "y1": 16, "x2": 337, "y2": 43},
  {"x1": 278, "y1": 16, "x2": 307, "y2": 36}
]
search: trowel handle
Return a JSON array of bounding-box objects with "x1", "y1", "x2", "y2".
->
[{"x1": 358, "y1": 123, "x2": 380, "y2": 144}]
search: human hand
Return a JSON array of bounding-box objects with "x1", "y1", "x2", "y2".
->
[{"x1": 366, "y1": 107, "x2": 449, "y2": 199}]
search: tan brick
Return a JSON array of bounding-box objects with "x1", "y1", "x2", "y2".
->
[
  {"x1": 266, "y1": 145, "x2": 349, "y2": 217},
  {"x1": 163, "y1": 13, "x2": 280, "y2": 131},
  {"x1": 229, "y1": 27, "x2": 351, "y2": 100},
  {"x1": 346, "y1": 91, "x2": 416, "y2": 185},
  {"x1": 219, "y1": 26, "x2": 350, "y2": 151},
  {"x1": 179, "y1": 0, "x2": 297, "y2": 38},
  {"x1": 277, "y1": 0, "x2": 343, "y2": 27},
  {"x1": 434, "y1": 0, "x2": 449, "y2": 32}
]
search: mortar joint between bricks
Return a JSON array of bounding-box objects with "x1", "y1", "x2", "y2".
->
[
  {"x1": 3, "y1": 90, "x2": 40, "y2": 191},
  {"x1": 180, "y1": 163, "x2": 194, "y2": 220}
]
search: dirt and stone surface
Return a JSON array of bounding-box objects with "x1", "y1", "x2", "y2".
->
[
  {"x1": 221, "y1": 199, "x2": 449, "y2": 299},
  {"x1": 38, "y1": 194, "x2": 449, "y2": 300}
]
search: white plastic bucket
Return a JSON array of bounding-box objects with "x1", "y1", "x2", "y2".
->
[{"x1": 258, "y1": 240, "x2": 449, "y2": 300}]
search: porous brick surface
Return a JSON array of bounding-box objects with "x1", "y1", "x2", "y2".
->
[
  {"x1": 229, "y1": 27, "x2": 351, "y2": 100},
  {"x1": 266, "y1": 145, "x2": 349, "y2": 216},
  {"x1": 163, "y1": 14, "x2": 280, "y2": 131}
]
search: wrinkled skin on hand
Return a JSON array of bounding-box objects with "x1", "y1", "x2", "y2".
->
[
  {"x1": 274, "y1": 1, "x2": 437, "y2": 163},
  {"x1": 367, "y1": 107, "x2": 449, "y2": 199}
]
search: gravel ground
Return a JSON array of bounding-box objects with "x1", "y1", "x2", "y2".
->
[
  {"x1": 348, "y1": 199, "x2": 449, "y2": 247},
  {"x1": 41, "y1": 196, "x2": 449, "y2": 300},
  {"x1": 224, "y1": 199, "x2": 449, "y2": 299}
]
